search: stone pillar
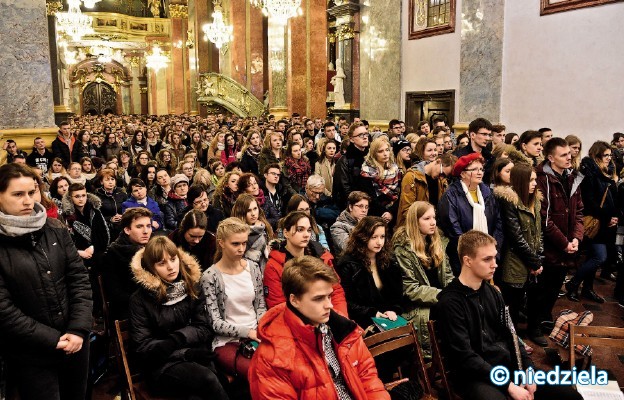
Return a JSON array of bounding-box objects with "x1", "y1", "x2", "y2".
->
[
  {"x1": 169, "y1": 1, "x2": 190, "y2": 114},
  {"x1": 458, "y1": 0, "x2": 505, "y2": 122},
  {"x1": 268, "y1": 20, "x2": 288, "y2": 119},
  {"x1": 327, "y1": 0, "x2": 360, "y2": 121},
  {"x1": 190, "y1": 0, "x2": 219, "y2": 117},
  {"x1": 359, "y1": 0, "x2": 401, "y2": 123},
  {"x1": 0, "y1": 0, "x2": 58, "y2": 156}
]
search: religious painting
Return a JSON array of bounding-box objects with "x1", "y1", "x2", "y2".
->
[
  {"x1": 540, "y1": 0, "x2": 623, "y2": 15},
  {"x1": 96, "y1": 18, "x2": 117, "y2": 27},
  {"x1": 129, "y1": 22, "x2": 148, "y2": 31},
  {"x1": 408, "y1": 0, "x2": 456, "y2": 40}
]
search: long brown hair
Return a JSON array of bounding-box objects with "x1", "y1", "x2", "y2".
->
[
  {"x1": 231, "y1": 193, "x2": 275, "y2": 238},
  {"x1": 343, "y1": 216, "x2": 391, "y2": 270},
  {"x1": 141, "y1": 236, "x2": 199, "y2": 301},
  {"x1": 509, "y1": 164, "x2": 536, "y2": 208}
]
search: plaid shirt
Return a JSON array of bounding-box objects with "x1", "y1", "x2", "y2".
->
[
  {"x1": 549, "y1": 309, "x2": 593, "y2": 356},
  {"x1": 283, "y1": 156, "x2": 311, "y2": 191}
]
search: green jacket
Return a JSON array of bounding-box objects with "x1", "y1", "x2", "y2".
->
[
  {"x1": 493, "y1": 185, "x2": 544, "y2": 285},
  {"x1": 393, "y1": 233, "x2": 454, "y2": 357}
]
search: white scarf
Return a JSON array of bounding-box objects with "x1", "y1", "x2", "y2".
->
[{"x1": 461, "y1": 181, "x2": 489, "y2": 234}]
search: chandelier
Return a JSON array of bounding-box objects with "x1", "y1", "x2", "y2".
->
[
  {"x1": 91, "y1": 45, "x2": 113, "y2": 63},
  {"x1": 56, "y1": 0, "x2": 94, "y2": 41},
  {"x1": 202, "y1": 1, "x2": 233, "y2": 49},
  {"x1": 82, "y1": 0, "x2": 101, "y2": 8},
  {"x1": 250, "y1": 0, "x2": 303, "y2": 24},
  {"x1": 146, "y1": 44, "x2": 169, "y2": 72}
]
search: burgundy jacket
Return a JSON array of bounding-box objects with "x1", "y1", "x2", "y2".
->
[{"x1": 535, "y1": 162, "x2": 584, "y2": 267}]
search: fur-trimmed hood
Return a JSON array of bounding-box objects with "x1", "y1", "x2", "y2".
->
[
  {"x1": 130, "y1": 247, "x2": 202, "y2": 294},
  {"x1": 61, "y1": 192, "x2": 102, "y2": 215},
  {"x1": 506, "y1": 147, "x2": 533, "y2": 167},
  {"x1": 493, "y1": 184, "x2": 543, "y2": 207}
]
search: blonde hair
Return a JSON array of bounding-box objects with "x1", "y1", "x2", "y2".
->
[
  {"x1": 192, "y1": 168, "x2": 211, "y2": 186},
  {"x1": 262, "y1": 130, "x2": 284, "y2": 158},
  {"x1": 364, "y1": 136, "x2": 396, "y2": 177},
  {"x1": 214, "y1": 217, "x2": 251, "y2": 262},
  {"x1": 393, "y1": 201, "x2": 444, "y2": 268}
]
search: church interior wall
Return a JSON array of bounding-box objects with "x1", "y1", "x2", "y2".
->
[{"x1": 501, "y1": 1, "x2": 624, "y2": 143}]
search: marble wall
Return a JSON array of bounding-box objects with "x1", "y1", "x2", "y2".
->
[
  {"x1": 360, "y1": 0, "x2": 402, "y2": 121},
  {"x1": 458, "y1": 0, "x2": 505, "y2": 122},
  {"x1": 0, "y1": 0, "x2": 56, "y2": 129}
]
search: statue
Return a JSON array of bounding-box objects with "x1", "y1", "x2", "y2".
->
[
  {"x1": 332, "y1": 58, "x2": 346, "y2": 109},
  {"x1": 148, "y1": 0, "x2": 160, "y2": 18}
]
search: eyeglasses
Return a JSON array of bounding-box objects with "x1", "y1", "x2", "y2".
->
[
  {"x1": 308, "y1": 190, "x2": 324, "y2": 197},
  {"x1": 602, "y1": 154, "x2": 613, "y2": 158},
  {"x1": 353, "y1": 204, "x2": 369, "y2": 210},
  {"x1": 267, "y1": 171, "x2": 281, "y2": 177},
  {"x1": 193, "y1": 198, "x2": 208, "y2": 206},
  {"x1": 352, "y1": 133, "x2": 369, "y2": 139},
  {"x1": 464, "y1": 168, "x2": 485, "y2": 172},
  {"x1": 477, "y1": 132, "x2": 493, "y2": 138}
]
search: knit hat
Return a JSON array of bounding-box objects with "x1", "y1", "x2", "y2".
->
[
  {"x1": 171, "y1": 174, "x2": 189, "y2": 188},
  {"x1": 393, "y1": 139, "x2": 411, "y2": 157},
  {"x1": 452, "y1": 153, "x2": 484, "y2": 176}
]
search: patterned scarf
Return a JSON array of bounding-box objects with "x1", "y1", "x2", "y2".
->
[
  {"x1": 360, "y1": 160, "x2": 401, "y2": 207},
  {"x1": 163, "y1": 280, "x2": 188, "y2": 306},
  {"x1": 246, "y1": 145, "x2": 262, "y2": 160},
  {"x1": 319, "y1": 324, "x2": 353, "y2": 400},
  {"x1": 255, "y1": 188, "x2": 266, "y2": 207}
]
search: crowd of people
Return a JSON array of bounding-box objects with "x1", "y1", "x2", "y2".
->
[{"x1": 1, "y1": 110, "x2": 621, "y2": 400}]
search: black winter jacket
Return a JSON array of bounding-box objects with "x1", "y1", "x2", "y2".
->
[
  {"x1": 335, "y1": 254, "x2": 403, "y2": 329},
  {"x1": 94, "y1": 187, "x2": 127, "y2": 234},
  {"x1": 0, "y1": 219, "x2": 92, "y2": 364},
  {"x1": 579, "y1": 157, "x2": 619, "y2": 243},
  {"x1": 434, "y1": 278, "x2": 532, "y2": 390},
  {"x1": 332, "y1": 144, "x2": 369, "y2": 209},
  {"x1": 102, "y1": 232, "x2": 143, "y2": 320},
  {"x1": 129, "y1": 248, "x2": 213, "y2": 380},
  {"x1": 164, "y1": 193, "x2": 188, "y2": 230}
]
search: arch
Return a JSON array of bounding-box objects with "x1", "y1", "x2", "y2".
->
[
  {"x1": 82, "y1": 81, "x2": 118, "y2": 115},
  {"x1": 196, "y1": 73, "x2": 265, "y2": 117}
]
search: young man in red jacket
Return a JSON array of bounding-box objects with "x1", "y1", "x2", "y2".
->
[{"x1": 249, "y1": 256, "x2": 389, "y2": 400}]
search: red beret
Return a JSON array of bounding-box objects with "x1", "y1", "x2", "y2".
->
[{"x1": 452, "y1": 153, "x2": 485, "y2": 176}]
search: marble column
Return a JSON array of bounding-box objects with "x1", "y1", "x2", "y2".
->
[
  {"x1": 268, "y1": 20, "x2": 288, "y2": 118},
  {"x1": 190, "y1": 0, "x2": 219, "y2": 117},
  {"x1": 328, "y1": 0, "x2": 360, "y2": 119},
  {"x1": 230, "y1": 0, "x2": 248, "y2": 87},
  {"x1": 249, "y1": 5, "x2": 267, "y2": 101},
  {"x1": 287, "y1": 12, "x2": 307, "y2": 115},
  {"x1": 0, "y1": 0, "x2": 58, "y2": 153},
  {"x1": 169, "y1": 2, "x2": 190, "y2": 114},
  {"x1": 458, "y1": 0, "x2": 505, "y2": 122},
  {"x1": 359, "y1": 0, "x2": 401, "y2": 122}
]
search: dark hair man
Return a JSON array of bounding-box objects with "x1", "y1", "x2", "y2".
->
[
  {"x1": 434, "y1": 230, "x2": 582, "y2": 400},
  {"x1": 101, "y1": 208, "x2": 154, "y2": 320},
  {"x1": 52, "y1": 121, "x2": 75, "y2": 167},
  {"x1": 249, "y1": 256, "x2": 389, "y2": 399},
  {"x1": 26, "y1": 137, "x2": 54, "y2": 173}
]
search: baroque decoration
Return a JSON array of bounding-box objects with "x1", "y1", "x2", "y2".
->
[
  {"x1": 168, "y1": 4, "x2": 189, "y2": 19},
  {"x1": 196, "y1": 73, "x2": 265, "y2": 117},
  {"x1": 145, "y1": 43, "x2": 169, "y2": 72}
]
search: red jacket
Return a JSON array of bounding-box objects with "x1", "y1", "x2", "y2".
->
[
  {"x1": 248, "y1": 303, "x2": 389, "y2": 400},
  {"x1": 263, "y1": 241, "x2": 348, "y2": 317}
]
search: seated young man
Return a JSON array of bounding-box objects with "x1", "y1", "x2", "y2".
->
[
  {"x1": 121, "y1": 178, "x2": 164, "y2": 231},
  {"x1": 434, "y1": 230, "x2": 582, "y2": 400},
  {"x1": 249, "y1": 255, "x2": 389, "y2": 400}
]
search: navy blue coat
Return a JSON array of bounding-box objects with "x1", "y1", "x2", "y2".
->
[{"x1": 438, "y1": 180, "x2": 503, "y2": 275}]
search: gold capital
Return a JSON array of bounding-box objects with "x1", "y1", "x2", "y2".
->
[{"x1": 168, "y1": 4, "x2": 189, "y2": 19}]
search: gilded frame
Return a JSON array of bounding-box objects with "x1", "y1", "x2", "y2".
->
[
  {"x1": 540, "y1": 0, "x2": 623, "y2": 15},
  {"x1": 408, "y1": 0, "x2": 456, "y2": 40}
]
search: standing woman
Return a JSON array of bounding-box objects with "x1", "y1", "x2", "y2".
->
[
  {"x1": 566, "y1": 135, "x2": 583, "y2": 170},
  {"x1": 566, "y1": 141, "x2": 619, "y2": 303},
  {"x1": 239, "y1": 130, "x2": 262, "y2": 175},
  {"x1": 102, "y1": 131, "x2": 121, "y2": 161},
  {"x1": 314, "y1": 139, "x2": 338, "y2": 197},
  {"x1": 73, "y1": 130, "x2": 98, "y2": 161},
  {"x1": 438, "y1": 153, "x2": 503, "y2": 275},
  {"x1": 360, "y1": 136, "x2": 402, "y2": 223},
  {"x1": 0, "y1": 163, "x2": 92, "y2": 400},
  {"x1": 129, "y1": 236, "x2": 228, "y2": 399},
  {"x1": 490, "y1": 158, "x2": 515, "y2": 188},
  {"x1": 282, "y1": 141, "x2": 311, "y2": 193},
  {"x1": 220, "y1": 133, "x2": 238, "y2": 166},
  {"x1": 515, "y1": 130, "x2": 543, "y2": 167},
  {"x1": 393, "y1": 201, "x2": 454, "y2": 357},
  {"x1": 201, "y1": 218, "x2": 266, "y2": 378},
  {"x1": 231, "y1": 193, "x2": 274, "y2": 270},
  {"x1": 257, "y1": 130, "x2": 284, "y2": 176},
  {"x1": 336, "y1": 216, "x2": 403, "y2": 330},
  {"x1": 493, "y1": 164, "x2": 545, "y2": 344}
]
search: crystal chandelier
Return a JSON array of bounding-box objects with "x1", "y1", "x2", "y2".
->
[
  {"x1": 202, "y1": 1, "x2": 233, "y2": 49},
  {"x1": 82, "y1": 0, "x2": 101, "y2": 8},
  {"x1": 56, "y1": 0, "x2": 94, "y2": 41},
  {"x1": 146, "y1": 44, "x2": 169, "y2": 72},
  {"x1": 250, "y1": 0, "x2": 303, "y2": 24},
  {"x1": 91, "y1": 45, "x2": 113, "y2": 63}
]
